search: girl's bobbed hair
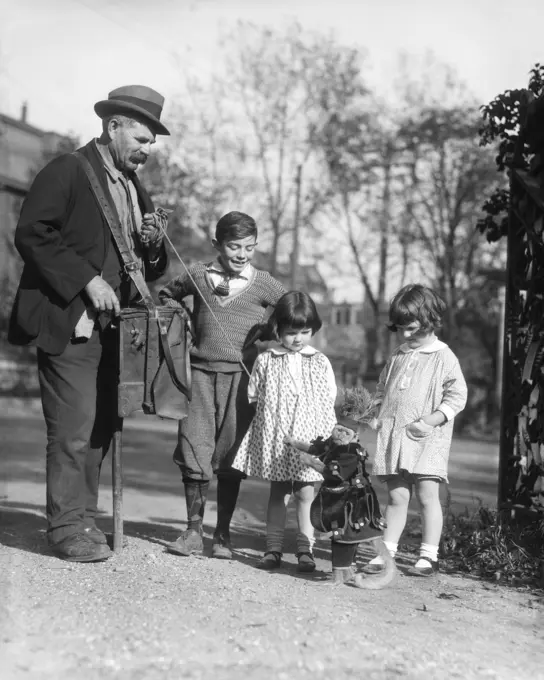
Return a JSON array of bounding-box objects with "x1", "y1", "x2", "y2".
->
[
  {"x1": 268, "y1": 291, "x2": 322, "y2": 338},
  {"x1": 387, "y1": 284, "x2": 446, "y2": 333}
]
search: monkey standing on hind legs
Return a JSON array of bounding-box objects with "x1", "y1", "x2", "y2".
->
[{"x1": 285, "y1": 408, "x2": 397, "y2": 589}]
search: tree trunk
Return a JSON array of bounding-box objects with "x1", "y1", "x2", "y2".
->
[
  {"x1": 290, "y1": 164, "x2": 303, "y2": 289},
  {"x1": 270, "y1": 217, "x2": 281, "y2": 277},
  {"x1": 374, "y1": 144, "x2": 393, "y2": 367}
]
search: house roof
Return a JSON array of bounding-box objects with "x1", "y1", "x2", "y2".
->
[
  {"x1": 0, "y1": 112, "x2": 54, "y2": 138},
  {"x1": 253, "y1": 252, "x2": 328, "y2": 296},
  {"x1": 0, "y1": 173, "x2": 28, "y2": 195}
]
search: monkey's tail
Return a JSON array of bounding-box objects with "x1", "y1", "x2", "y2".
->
[{"x1": 352, "y1": 538, "x2": 397, "y2": 590}]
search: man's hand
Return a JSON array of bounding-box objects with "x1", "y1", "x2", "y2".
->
[
  {"x1": 140, "y1": 212, "x2": 166, "y2": 248},
  {"x1": 85, "y1": 276, "x2": 121, "y2": 316}
]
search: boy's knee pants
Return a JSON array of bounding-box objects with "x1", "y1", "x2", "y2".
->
[{"x1": 174, "y1": 368, "x2": 252, "y2": 482}]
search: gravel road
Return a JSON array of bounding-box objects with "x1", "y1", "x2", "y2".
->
[{"x1": 1, "y1": 404, "x2": 542, "y2": 680}]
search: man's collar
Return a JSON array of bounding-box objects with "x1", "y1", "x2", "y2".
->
[
  {"x1": 398, "y1": 338, "x2": 448, "y2": 354},
  {"x1": 269, "y1": 344, "x2": 318, "y2": 356},
  {"x1": 207, "y1": 259, "x2": 252, "y2": 279},
  {"x1": 94, "y1": 139, "x2": 124, "y2": 183}
]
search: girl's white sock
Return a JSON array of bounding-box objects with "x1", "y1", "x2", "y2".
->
[
  {"x1": 368, "y1": 540, "x2": 397, "y2": 565},
  {"x1": 295, "y1": 530, "x2": 315, "y2": 554},
  {"x1": 416, "y1": 542, "x2": 439, "y2": 567}
]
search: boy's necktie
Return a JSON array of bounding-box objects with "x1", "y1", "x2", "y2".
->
[{"x1": 214, "y1": 273, "x2": 232, "y2": 297}]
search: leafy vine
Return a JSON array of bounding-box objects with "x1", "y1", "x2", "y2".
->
[{"x1": 477, "y1": 63, "x2": 544, "y2": 242}]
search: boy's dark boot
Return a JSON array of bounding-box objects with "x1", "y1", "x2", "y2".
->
[
  {"x1": 168, "y1": 480, "x2": 209, "y2": 556},
  {"x1": 212, "y1": 476, "x2": 242, "y2": 559},
  {"x1": 167, "y1": 529, "x2": 204, "y2": 556},
  {"x1": 50, "y1": 533, "x2": 112, "y2": 562}
]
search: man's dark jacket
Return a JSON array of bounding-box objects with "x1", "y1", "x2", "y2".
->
[{"x1": 9, "y1": 140, "x2": 167, "y2": 355}]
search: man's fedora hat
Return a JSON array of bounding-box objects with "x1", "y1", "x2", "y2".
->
[{"x1": 94, "y1": 85, "x2": 170, "y2": 135}]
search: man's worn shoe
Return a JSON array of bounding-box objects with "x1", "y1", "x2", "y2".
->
[
  {"x1": 167, "y1": 529, "x2": 203, "y2": 556},
  {"x1": 296, "y1": 551, "x2": 316, "y2": 573},
  {"x1": 84, "y1": 525, "x2": 108, "y2": 545},
  {"x1": 257, "y1": 551, "x2": 282, "y2": 570},
  {"x1": 407, "y1": 559, "x2": 439, "y2": 577},
  {"x1": 212, "y1": 534, "x2": 233, "y2": 560},
  {"x1": 50, "y1": 533, "x2": 112, "y2": 563}
]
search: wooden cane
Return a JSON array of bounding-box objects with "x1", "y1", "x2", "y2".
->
[{"x1": 112, "y1": 418, "x2": 124, "y2": 552}]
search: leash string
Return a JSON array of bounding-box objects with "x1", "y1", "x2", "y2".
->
[{"x1": 155, "y1": 222, "x2": 295, "y2": 439}]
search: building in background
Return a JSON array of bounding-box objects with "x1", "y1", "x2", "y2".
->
[
  {"x1": 0, "y1": 105, "x2": 75, "y2": 278},
  {"x1": 324, "y1": 301, "x2": 372, "y2": 386},
  {"x1": 0, "y1": 104, "x2": 76, "y2": 339}
]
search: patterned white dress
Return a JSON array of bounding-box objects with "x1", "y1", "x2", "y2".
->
[
  {"x1": 371, "y1": 339, "x2": 467, "y2": 482},
  {"x1": 232, "y1": 345, "x2": 337, "y2": 482}
]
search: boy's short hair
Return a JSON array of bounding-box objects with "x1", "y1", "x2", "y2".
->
[
  {"x1": 215, "y1": 211, "x2": 257, "y2": 243},
  {"x1": 269, "y1": 291, "x2": 322, "y2": 338},
  {"x1": 387, "y1": 284, "x2": 446, "y2": 333}
]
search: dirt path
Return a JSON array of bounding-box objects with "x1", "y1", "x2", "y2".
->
[{"x1": 1, "y1": 406, "x2": 543, "y2": 680}]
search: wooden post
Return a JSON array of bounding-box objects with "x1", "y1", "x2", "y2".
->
[
  {"x1": 112, "y1": 417, "x2": 124, "y2": 552},
  {"x1": 496, "y1": 284, "x2": 506, "y2": 411},
  {"x1": 497, "y1": 175, "x2": 514, "y2": 510}
]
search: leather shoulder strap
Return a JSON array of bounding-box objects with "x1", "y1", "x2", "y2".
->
[
  {"x1": 72, "y1": 152, "x2": 192, "y2": 396},
  {"x1": 72, "y1": 150, "x2": 155, "y2": 310}
]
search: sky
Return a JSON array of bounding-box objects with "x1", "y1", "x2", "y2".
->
[
  {"x1": 1, "y1": 0, "x2": 542, "y2": 140},
  {"x1": 0, "y1": 0, "x2": 541, "y2": 302}
]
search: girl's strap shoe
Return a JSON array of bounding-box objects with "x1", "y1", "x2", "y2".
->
[
  {"x1": 257, "y1": 551, "x2": 282, "y2": 570},
  {"x1": 407, "y1": 559, "x2": 439, "y2": 577},
  {"x1": 296, "y1": 551, "x2": 316, "y2": 573}
]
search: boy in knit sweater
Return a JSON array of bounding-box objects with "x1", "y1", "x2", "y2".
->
[{"x1": 159, "y1": 211, "x2": 286, "y2": 559}]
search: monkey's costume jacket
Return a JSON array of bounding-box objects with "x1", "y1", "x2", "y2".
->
[{"x1": 308, "y1": 427, "x2": 386, "y2": 544}]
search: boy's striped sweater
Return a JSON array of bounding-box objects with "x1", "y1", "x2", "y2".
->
[{"x1": 159, "y1": 263, "x2": 285, "y2": 370}]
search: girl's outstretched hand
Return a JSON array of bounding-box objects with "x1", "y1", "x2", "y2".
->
[
  {"x1": 283, "y1": 436, "x2": 311, "y2": 452},
  {"x1": 299, "y1": 451, "x2": 325, "y2": 473},
  {"x1": 360, "y1": 417, "x2": 380, "y2": 430}
]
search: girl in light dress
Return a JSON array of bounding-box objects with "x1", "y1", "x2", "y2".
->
[
  {"x1": 232, "y1": 291, "x2": 337, "y2": 573},
  {"x1": 365, "y1": 284, "x2": 467, "y2": 577}
]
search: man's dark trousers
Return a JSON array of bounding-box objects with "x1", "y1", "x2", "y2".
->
[{"x1": 38, "y1": 325, "x2": 118, "y2": 544}]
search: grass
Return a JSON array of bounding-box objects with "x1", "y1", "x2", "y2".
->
[
  {"x1": 402, "y1": 505, "x2": 544, "y2": 590},
  {"x1": 440, "y1": 506, "x2": 544, "y2": 588}
]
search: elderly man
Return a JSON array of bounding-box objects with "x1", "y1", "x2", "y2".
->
[{"x1": 9, "y1": 85, "x2": 170, "y2": 562}]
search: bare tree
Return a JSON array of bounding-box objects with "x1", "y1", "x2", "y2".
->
[
  {"x1": 397, "y1": 105, "x2": 504, "y2": 342},
  {"x1": 210, "y1": 22, "x2": 369, "y2": 275},
  {"x1": 318, "y1": 96, "x2": 409, "y2": 367},
  {"x1": 148, "y1": 22, "x2": 372, "y2": 281}
]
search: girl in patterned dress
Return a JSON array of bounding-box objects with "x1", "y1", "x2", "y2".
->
[
  {"x1": 232, "y1": 291, "x2": 337, "y2": 572},
  {"x1": 365, "y1": 284, "x2": 467, "y2": 577}
]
